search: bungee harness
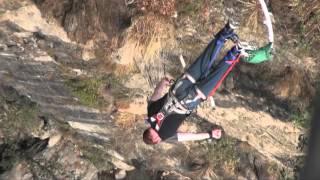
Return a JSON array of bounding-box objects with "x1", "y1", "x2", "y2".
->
[{"x1": 147, "y1": 90, "x2": 191, "y2": 131}]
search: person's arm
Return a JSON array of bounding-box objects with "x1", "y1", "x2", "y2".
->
[
  {"x1": 149, "y1": 77, "x2": 171, "y2": 102},
  {"x1": 177, "y1": 132, "x2": 211, "y2": 141},
  {"x1": 176, "y1": 129, "x2": 222, "y2": 142}
]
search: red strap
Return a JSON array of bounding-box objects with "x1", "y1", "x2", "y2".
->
[
  {"x1": 208, "y1": 55, "x2": 241, "y2": 97},
  {"x1": 153, "y1": 112, "x2": 165, "y2": 129}
]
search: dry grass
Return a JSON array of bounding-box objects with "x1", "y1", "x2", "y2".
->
[
  {"x1": 270, "y1": 0, "x2": 319, "y2": 54},
  {"x1": 235, "y1": 0, "x2": 268, "y2": 46},
  {"x1": 115, "y1": 13, "x2": 175, "y2": 85},
  {"x1": 136, "y1": 0, "x2": 176, "y2": 16},
  {"x1": 115, "y1": 99, "x2": 131, "y2": 109},
  {"x1": 130, "y1": 14, "x2": 175, "y2": 60},
  {"x1": 116, "y1": 14, "x2": 175, "y2": 65},
  {"x1": 183, "y1": 137, "x2": 240, "y2": 179},
  {"x1": 114, "y1": 112, "x2": 140, "y2": 129},
  {"x1": 114, "y1": 63, "x2": 138, "y2": 76},
  {"x1": 129, "y1": 15, "x2": 176, "y2": 88},
  {"x1": 0, "y1": 0, "x2": 29, "y2": 10},
  {"x1": 297, "y1": 0, "x2": 320, "y2": 41},
  {"x1": 239, "y1": 0, "x2": 261, "y2": 33}
]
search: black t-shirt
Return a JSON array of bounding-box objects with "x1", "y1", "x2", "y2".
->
[{"x1": 147, "y1": 94, "x2": 188, "y2": 140}]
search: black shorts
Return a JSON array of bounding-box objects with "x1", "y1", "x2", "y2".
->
[{"x1": 147, "y1": 94, "x2": 188, "y2": 140}]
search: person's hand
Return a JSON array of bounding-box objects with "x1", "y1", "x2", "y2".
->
[
  {"x1": 162, "y1": 76, "x2": 173, "y2": 86},
  {"x1": 211, "y1": 129, "x2": 222, "y2": 139}
]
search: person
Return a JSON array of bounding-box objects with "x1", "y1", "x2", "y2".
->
[{"x1": 143, "y1": 22, "x2": 243, "y2": 145}]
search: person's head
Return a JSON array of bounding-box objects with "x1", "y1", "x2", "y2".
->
[{"x1": 143, "y1": 128, "x2": 161, "y2": 145}]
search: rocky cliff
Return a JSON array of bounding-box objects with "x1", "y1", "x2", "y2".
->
[{"x1": 1, "y1": 0, "x2": 318, "y2": 179}]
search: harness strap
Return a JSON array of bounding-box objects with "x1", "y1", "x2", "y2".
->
[
  {"x1": 148, "y1": 112, "x2": 165, "y2": 131},
  {"x1": 165, "y1": 91, "x2": 191, "y2": 115},
  {"x1": 208, "y1": 55, "x2": 241, "y2": 97},
  {"x1": 147, "y1": 91, "x2": 191, "y2": 131}
]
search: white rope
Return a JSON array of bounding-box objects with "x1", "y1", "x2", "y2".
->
[
  {"x1": 258, "y1": 0, "x2": 274, "y2": 45},
  {"x1": 179, "y1": 55, "x2": 186, "y2": 68},
  {"x1": 125, "y1": 0, "x2": 135, "y2": 6}
]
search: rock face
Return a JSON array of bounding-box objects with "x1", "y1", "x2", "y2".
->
[
  {"x1": 0, "y1": 1, "x2": 144, "y2": 177},
  {"x1": 0, "y1": 20, "x2": 103, "y2": 179},
  {"x1": 0, "y1": 20, "x2": 112, "y2": 138}
]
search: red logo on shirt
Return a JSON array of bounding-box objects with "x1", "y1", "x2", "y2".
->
[{"x1": 156, "y1": 113, "x2": 164, "y2": 121}]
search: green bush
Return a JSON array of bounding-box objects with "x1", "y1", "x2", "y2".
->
[
  {"x1": 291, "y1": 111, "x2": 311, "y2": 128},
  {"x1": 204, "y1": 137, "x2": 239, "y2": 173},
  {"x1": 66, "y1": 77, "x2": 105, "y2": 108},
  {"x1": 0, "y1": 93, "x2": 39, "y2": 140}
]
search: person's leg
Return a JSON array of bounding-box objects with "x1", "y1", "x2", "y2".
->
[
  {"x1": 179, "y1": 46, "x2": 241, "y2": 110},
  {"x1": 195, "y1": 61, "x2": 232, "y2": 97},
  {"x1": 185, "y1": 22, "x2": 237, "y2": 81},
  {"x1": 185, "y1": 37, "x2": 225, "y2": 81},
  {"x1": 172, "y1": 22, "x2": 237, "y2": 101},
  {"x1": 196, "y1": 46, "x2": 240, "y2": 97}
]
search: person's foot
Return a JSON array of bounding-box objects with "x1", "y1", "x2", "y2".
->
[{"x1": 216, "y1": 20, "x2": 239, "y2": 42}]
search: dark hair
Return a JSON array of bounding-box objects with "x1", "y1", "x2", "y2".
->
[{"x1": 143, "y1": 128, "x2": 161, "y2": 145}]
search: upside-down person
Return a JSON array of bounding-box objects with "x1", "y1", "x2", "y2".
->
[{"x1": 143, "y1": 21, "x2": 272, "y2": 145}]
